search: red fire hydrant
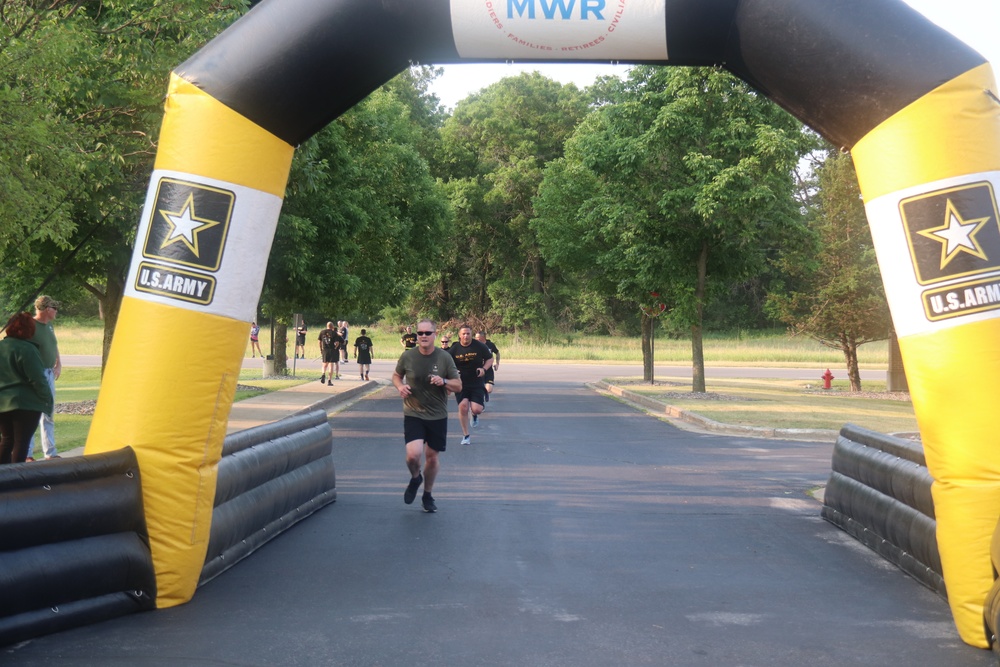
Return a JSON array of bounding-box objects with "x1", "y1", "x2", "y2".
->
[{"x1": 822, "y1": 368, "x2": 834, "y2": 390}]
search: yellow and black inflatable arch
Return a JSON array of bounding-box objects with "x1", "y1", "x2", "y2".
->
[{"x1": 85, "y1": 0, "x2": 999, "y2": 648}]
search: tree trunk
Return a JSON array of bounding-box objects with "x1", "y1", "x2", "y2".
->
[
  {"x1": 532, "y1": 254, "x2": 552, "y2": 312},
  {"x1": 641, "y1": 312, "x2": 653, "y2": 383},
  {"x1": 886, "y1": 329, "x2": 909, "y2": 392},
  {"x1": 479, "y1": 256, "x2": 489, "y2": 314},
  {"x1": 99, "y1": 273, "x2": 125, "y2": 377},
  {"x1": 691, "y1": 241, "x2": 708, "y2": 393},
  {"x1": 844, "y1": 341, "x2": 862, "y2": 392},
  {"x1": 274, "y1": 323, "x2": 288, "y2": 375}
]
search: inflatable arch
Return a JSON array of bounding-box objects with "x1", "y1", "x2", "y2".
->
[{"x1": 83, "y1": 0, "x2": 1000, "y2": 648}]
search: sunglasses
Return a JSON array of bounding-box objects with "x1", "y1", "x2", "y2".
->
[{"x1": 417, "y1": 330, "x2": 435, "y2": 336}]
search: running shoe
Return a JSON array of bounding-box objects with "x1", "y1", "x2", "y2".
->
[
  {"x1": 327, "y1": 380, "x2": 333, "y2": 386},
  {"x1": 422, "y1": 493, "x2": 437, "y2": 513},
  {"x1": 404, "y1": 473, "x2": 423, "y2": 504},
  {"x1": 472, "y1": 414, "x2": 479, "y2": 428},
  {"x1": 320, "y1": 375, "x2": 326, "y2": 383},
  {"x1": 461, "y1": 435, "x2": 471, "y2": 446}
]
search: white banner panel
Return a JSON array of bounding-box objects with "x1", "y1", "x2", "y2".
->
[
  {"x1": 866, "y1": 171, "x2": 1000, "y2": 337},
  {"x1": 451, "y1": 0, "x2": 667, "y2": 61},
  {"x1": 124, "y1": 169, "x2": 282, "y2": 321}
]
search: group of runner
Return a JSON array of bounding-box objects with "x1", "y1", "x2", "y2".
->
[
  {"x1": 316, "y1": 322, "x2": 373, "y2": 385},
  {"x1": 392, "y1": 320, "x2": 501, "y2": 513}
]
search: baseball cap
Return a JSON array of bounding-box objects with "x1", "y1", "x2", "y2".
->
[{"x1": 34, "y1": 295, "x2": 61, "y2": 310}]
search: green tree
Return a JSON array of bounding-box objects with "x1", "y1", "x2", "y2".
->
[
  {"x1": 767, "y1": 149, "x2": 889, "y2": 391},
  {"x1": 431, "y1": 72, "x2": 589, "y2": 331},
  {"x1": 0, "y1": 0, "x2": 249, "y2": 368},
  {"x1": 534, "y1": 66, "x2": 810, "y2": 390},
  {"x1": 261, "y1": 78, "x2": 450, "y2": 372}
]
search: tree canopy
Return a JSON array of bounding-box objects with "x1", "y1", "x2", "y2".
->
[
  {"x1": 767, "y1": 149, "x2": 890, "y2": 390},
  {"x1": 534, "y1": 66, "x2": 811, "y2": 389},
  {"x1": 426, "y1": 72, "x2": 590, "y2": 332},
  {"x1": 0, "y1": 0, "x2": 250, "y2": 363}
]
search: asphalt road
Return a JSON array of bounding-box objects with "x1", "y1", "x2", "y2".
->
[{"x1": 4, "y1": 366, "x2": 989, "y2": 666}]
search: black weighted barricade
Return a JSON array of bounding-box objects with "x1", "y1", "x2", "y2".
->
[
  {"x1": 199, "y1": 409, "x2": 336, "y2": 586},
  {"x1": 821, "y1": 424, "x2": 943, "y2": 597},
  {"x1": 0, "y1": 449, "x2": 155, "y2": 646}
]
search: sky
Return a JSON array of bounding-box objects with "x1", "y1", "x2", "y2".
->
[{"x1": 430, "y1": 0, "x2": 1000, "y2": 110}]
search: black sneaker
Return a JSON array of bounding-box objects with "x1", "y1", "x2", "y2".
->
[
  {"x1": 404, "y1": 473, "x2": 423, "y2": 504},
  {"x1": 422, "y1": 493, "x2": 437, "y2": 513},
  {"x1": 327, "y1": 380, "x2": 333, "y2": 386},
  {"x1": 320, "y1": 375, "x2": 326, "y2": 383}
]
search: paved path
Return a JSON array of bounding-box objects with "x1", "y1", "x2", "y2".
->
[{"x1": 4, "y1": 368, "x2": 988, "y2": 665}]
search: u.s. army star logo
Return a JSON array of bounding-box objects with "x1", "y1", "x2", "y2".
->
[
  {"x1": 900, "y1": 182, "x2": 1000, "y2": 285},
  {"x1": 141, "y1": 178, "x2": 234, "y2": 272}
]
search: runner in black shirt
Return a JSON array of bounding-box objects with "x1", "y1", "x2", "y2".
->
[
  {"x1": 448, "y1": 324, "x2": 493, "y2": 445},
  {"x1": 475, "y1": 331, "x2": 500, "y2": 404},
  {"x1": 400, "y1": 325, "x2": 418, "y2": 349},
  {"x1": 318, "y1": 322, "x2": 344, "y2": 384}
]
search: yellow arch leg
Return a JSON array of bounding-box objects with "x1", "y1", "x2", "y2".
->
[
  {"x1": 854, "y1": 63, "x2": 1000, "y2": 648},
  {"x1": 85, "y1": 74, "x2": 294, "y2": 607}
]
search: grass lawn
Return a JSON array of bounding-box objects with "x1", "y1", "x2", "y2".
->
[
  {"x1": 52, "y1": 368, "x2": 312, "y2": 453},
  {"x1": 608, "y1": 377, "x2": 917, "y2": 434},
  {"x1": 60, "y1": 318, "x2": 888, "y2": 367}
]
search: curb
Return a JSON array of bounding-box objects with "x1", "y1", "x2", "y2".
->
[
  {"x1": 287, "y1": 380, "x2": 385, "y2": 418},
  {"x1": 591, "y1": 380, "x2": 839, "y2": 442}
]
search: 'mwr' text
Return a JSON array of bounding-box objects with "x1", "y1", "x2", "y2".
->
[{"x1": 508, "y1": 0, "x2": 605, "y2": 20}]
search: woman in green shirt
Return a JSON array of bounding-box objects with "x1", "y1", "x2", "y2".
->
[{"x1": 0, "y1": 312, "x2": 54, "y2": 464}]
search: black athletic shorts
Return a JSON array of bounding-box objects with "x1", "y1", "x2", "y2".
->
[
  {"x1": 455, "y1": 386, "x2": 486, "y2": 407},
  {"x1": 322, "y1": 349, "x2": 339, "y2": 363},
  {"x1": 403, "y1": 415, "x2": 448, "y2": 452}
]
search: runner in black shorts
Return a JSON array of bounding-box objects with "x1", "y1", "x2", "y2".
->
[
  {"x1": 475, "y1": 331, "x2": 500, "y2": 404},
  {"x1": 447, "y1": 324, "x2": 493, "y2": 446},
  {"x1": 392, "y1": 319, "x2": 461, "y2": 513}
]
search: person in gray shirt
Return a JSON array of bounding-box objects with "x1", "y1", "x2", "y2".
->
[
  {"x1": 392, "y1": 319, "x2": 461, "y2": 513},
  {"x1": 26, "y1": 295, "x2": 61, "y2": 461}
]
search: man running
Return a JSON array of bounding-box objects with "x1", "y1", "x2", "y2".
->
[
  {"x1": 392, "y1": 319, "x2": 461, "y2": 513},
  {"x1": 448, "y1": 324, "x2": 493, "y2": 445},
  {"x1": 475, "y1": 331, "x2": 500, "y2": 404},
  {"x1": 318, "y1": 322, "x2": 343, "y2": 385},
  {"x1": 400, "y1": 325, "x2": 417, "y2": 349}
]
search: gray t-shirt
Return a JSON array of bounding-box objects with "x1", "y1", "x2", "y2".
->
[{"x1": 394, "y1": 347, "x2": 460, "y2": 420}]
